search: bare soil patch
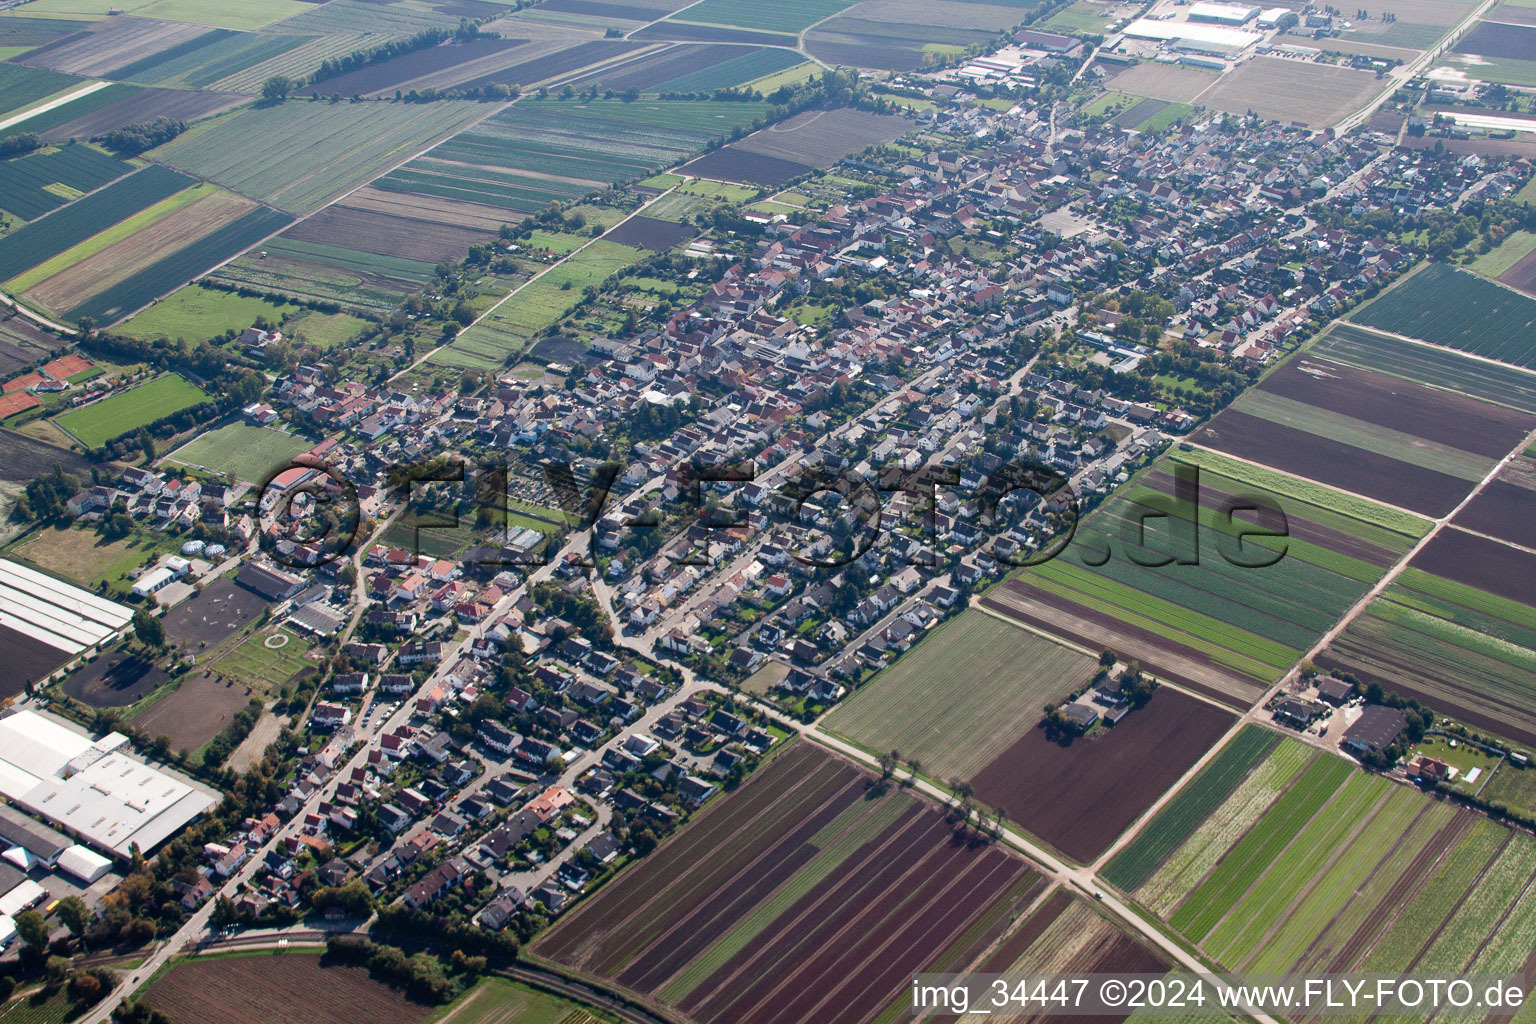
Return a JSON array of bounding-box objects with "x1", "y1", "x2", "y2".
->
[
  {"x1": 133, "y1": 670, "x2": 253, "y2": 753},
  {"x1": 969, "y1": 686, "x2": 1236, "y2": 863},
  {"x1": 62, "y1": 650, "x2": 169, "y2": 707},
  {"x1": 162, "y1": 580, "x2": 267, "y2": 650}
]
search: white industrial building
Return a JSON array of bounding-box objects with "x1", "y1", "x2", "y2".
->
[
  {"x1": 0, "y1": 711, "x2": 216, "y2": 860},
  {"x1": 1188, "y1": 2, "x2": 1259, "y2": 23},
  {"x1": 0, "y1": 559, "x2": 132, "y2": 658},
  {"x1": 1122, "y1": 17, "x2": 1262, "y2": 49},
  {"x1": 57, "y1": 845, "x2": 113, "y2": 884}
]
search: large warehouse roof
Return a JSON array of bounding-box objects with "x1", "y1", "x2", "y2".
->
[
  {"x1": 0, "y1": 560, "x2": 132, "y2": 656},
  {"x1": 0, "y1": 711, "x2": 216, "y2": 859},
  {"x1": 1122, "y1": 17, "x2": 1262, "y2": 48}
]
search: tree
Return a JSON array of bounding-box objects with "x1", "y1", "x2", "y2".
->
[
  {"x1": 878, "y1": 749, "x2": 898, "y2": 780},
  {"x1": 14, "y1": 909, "x2": 48, "y2": 949},
  {"x1": 261, "y1": 75, "x2": 294, "y2": 102},
  {"x1": 56, "y1": 896, "x2": 90, "y2": 937},
  {"x1": 132, "y1": 609, "x2": 164, "y2": 649}
]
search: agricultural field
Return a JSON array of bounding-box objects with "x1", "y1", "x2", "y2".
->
[
  {"x1": 673, "y1": 0, "x2": 857, "y2": 33},
  {"x1": 203, "y1": 33, "x2": 375, "y2": 94},
  {"x1": 535, "y1": 742, "x2": 1043, "y2": 1024},
  {"x1": 67, "y1": 205, "x2": 295, "y2": 324},
  {"x1": 0, "y1": 143, "x2": 132, "y2": 222},
  {"x1": 633, "y1": 22, "x2": 800, "y2": 48},
  {"x1": 0, "y1": 314, "x2": 66, "y2": 378},
  {"x1": 1349, "y1": 262, "x2": 1536, "y2": 370},
  {"x1": 1470, "y1": 229, "x2": 1536, "y2": 280},
  {"x1": 164, "y1": 422, "x2": 312, "y2": 485},
  {"x1": 969, "y1": 686, "x2": 1236, "y2": 862},
  {"x1": 1201, "y1": 58, "x2": 1384, "y2": 127},
  {"x1": 824, "y1": 608, "x2": 1100, "y2": 782},
  {"x1": 281, "y1": 201, "x2": 493, "y2": 265},
  {"x1": 985, "y1": 447, "x2": 1430, "y2": 707},
  {"x1": 0, "y1": 164, "x2": 194, "y2": 282},
  {"x1": 1193, "y1": 349, "x2": 1536, "y2": 516},
  {"x1": 379, "y1": 97, "x2": 770, "y2": 217},
  {"x1": 803, "y1": 0, "x2": 1019, "y2": 70},
  {"x1": 131, "y1": 669, "x2": 255, "y2": 753},
  {"x1": 964, "y1": 890, "x2": 1171, "y2": 1015},
  {"x1": 432, "y1": 239, "x2": 643, "y2": 370},
  {"x1": 23, "y1": 187, "x2": 259, "y2": 316},
  {"x1": 143, "y1": 953, "x2": 438, "y2": 1024},
  {"x1": 17, "y1": 16, "x2": 208, "y2": 76},
  {"x1": 454, "y1": 38, "x2": 649, "y2": 92},
  {"x1": 602, "y1": 214, "x2": 693, "y2": 250},
  {"x1": 1319, "y1": 529, "x2": 1536, "y2": 746},
  {"x1": 679, "y1": 107, "x2": 904, "y2": 184},
  {"x1": 1502, "y1": 244, "x2": 1536, "y2": 298},
  {"x1": 568, "y1": 42, "x2": 798, "y2": 94},
  {"x1": 420, "y1": 977, "x2": 611, "y2": 1024},
  {"x1": 38, "y1": 85, "x2": 246, "y2": 144},
  {"x1": 1115, "y1": 735, "x2": 1536, "y2": 986},
  {"x1": 1107, "y1": 61, "x2": 1218, "y2": 103},
  {"x1": 1101, "y1": 725, "x2": 1281, "y2": 891},
  {"x1": 210, "y1": 237, "x2": 435, "y2": 316},
  {"x1": 295, "y1": 36, "x2": 529, "y2": 97},
  {"x1": 119, "y1": 283, "x2": 300, "y2": 342},
  {"x1": 1455, "y1": 450, "x2": 1536, "y2": 549},
  {"x1": 1312, "y1": 321, "x2": 1536, "y2": 414},
  {"x1": 151, "y1": 99, "x2": 487, "y2": 215},
  {"x1": 0, "y1": 61, "x2": 82, "y2": 122},
  {"x1": 54, "y1": 373, "x2": 209, "y2": 447}
]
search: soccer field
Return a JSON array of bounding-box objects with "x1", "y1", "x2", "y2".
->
[
  {"x1": 54, "y1": 374, "x2": 209, "y2": 448},
  {"x1": 164, "y1": 422, "x2": 312, "y2": 484}
]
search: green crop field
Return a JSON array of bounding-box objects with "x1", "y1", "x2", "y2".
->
[
  {"x1": 379, "y1": 97, "x2": 770, "y2": 216},
  {"x1": 651, "y1": 46, "x2": 805, "y2": 93},
  {"x1": 1319, "y1": 565, "x2": 1536, "y2": 749},
  {"x1": 0, "y1": 144, "x2": 132, "y2": 222},
  {"x1": 153, "y1": 100, "x2": 487, "y2": 215},
  {"x1": 54, "y1": 374, "x2": 209, "y2": 447},
  {"x1": 674, "y1": 0, "x2": 856, "y2": 32},
  {"x1": 120, "y1": 284, "x2": 299, "y2": 341},
  {"x1": 164, "y1": 423, "x2": 311, "y2": 484},
  {"x1": 433, "y1": 240, "x2": 644, "y2": 370},
  {"x1": 823, "y1": 608, "x2": 1099, "y2": 782},
  {"x1": 1125, "y1": 735, "x2": 1536, "y2": 982},
  {"x1": 1005, "y1": 448, "x2": 1422, "y2": 703},
  {"x1": 0, "y1": 62, "x2": 82, "y2": 122},
  {"x1": 1102, "y1": 725, "x2": 1280, "y2": 892},
  {"x1": 0, "y1": 165, "x2": 194, "y2": 282},
  {"x1": 1350, "y1": 262, "x2": 1536, "y2": 370}
]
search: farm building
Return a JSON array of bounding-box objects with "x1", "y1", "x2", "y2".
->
[
  {"x1": 0, "y1": 559, "x2": 133, "y2": 694},
  {"x1": 1317, "y1": 676, "x2": 1353, "y2": 705},
  {"x1": 1343, "y1": 705, "x2": 1408, "y2": 756},
  {"x1": 0, "y1": 711, "x2": 216, "y2": 860}
]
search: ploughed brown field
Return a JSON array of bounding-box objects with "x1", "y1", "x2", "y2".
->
[
  {"x1": 602, "y1": 215, "x2": 695, "y2": 251},
  {"x1": 1411, "y1": 527, "x2": 1536, "y2": 607},
  {"x1": 535, "y1": 742, "x2": 1043, "y2": 1024},
  {"x1": 283, "y1": 204, "x2": 491, "y2": 264},
  {"x1": 969, "y1": 686, "x2": 1236, "y2": 863},
  {"x1": 1193, "y1": 409, "x2": 1470, "y2": 517},
  {"x1": 133, "y1": 670, "x2": 252, "y2": 753},
  {"x1": 680, "y1": 146, "x2": 810, "y2": 186},
  {"x1": 1451, "y1": 454, "x2": 1536, "y2": 549},
  {"x1": 143, "y1": 954, "x2": 436, "y2": 1024},
  {"x1": 1257, "y1": 357, "x2": 1535, "y2": 459},
  {"x1": 1502, "y1": 247, "x2": 1536, "y2": 298}
]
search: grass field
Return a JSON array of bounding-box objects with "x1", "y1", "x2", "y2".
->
[
  {"x1": 139, "y1": 0, "x2": 311, "y2": 30},
  {"x1": 1350, "y1": 262, "x2": 1536, "y2": 369},
  {"x1": 1470, "y1": 230, "x2": 1536, "y2": 278},
  {"x1": 7, "y1": 524, "x2": 181, "y2": 593},
  {"x1": 164, "y1": 423, "x2": 311, "y2": 484},
  {"x1": 823, "y1": 608, "x2": 1099, "y2": 781},
  {"x1": 119, "y1": 283, "x2": 298, "y2": 341},
  {"x1": 1043, "y1": 0, "x2": 1113, "y2": 33},
  {"x1": 216, "y1": 629, "x2": 313, "y2": 693},
  {"x1": 423, "y1": 976, "x2": 611, "y2": 1024},
  {"x1": 54, "y1": 374, "x2": 209, "y2": 447}
]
